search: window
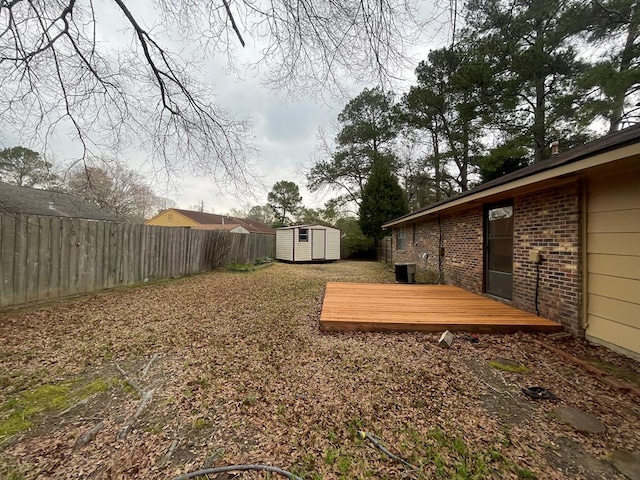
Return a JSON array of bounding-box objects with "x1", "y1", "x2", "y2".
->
[
  {"x1": 298, "y1": 228, "x2": 309, "y2": 242},
  {"x1": 396, "y1": 227, "x2": 406, "y2": 250}
]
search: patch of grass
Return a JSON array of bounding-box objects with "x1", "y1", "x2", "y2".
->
[
  {"x1": 227, "y1": 263, "x2": 256, "y2": 272},
  {"x1": 587, "y1": 360, "x2": 640, "y2": 387},
  {"x1": 335, "y1": 454, "x2": 352, "y2": 474},
  {"x1": 0, "y1": 461, "x2": 27, "y2": 480},
  {"x1": 346, "y1": 418, "x2": 363, "y2": 438},
  {"x1": 192, "y1": 417, "x2": 211, "y2": 429},
  {"x1": 242, "y1": 393, "x2": 259, "y2": 405},
  {"x1": 324, "y1": 447, "x2": 340, "y2": 465},
  {"x1": 395, "y1": 427, "x2": 537, "y2": 479},
  {"x1": 515, "y1": 467, "x2": 537, "y2": 479},
  {"x1": 0, "y1": 377, "x2": 112, "y2": 442},
  {"x1": 254, "y1": 257, "x2": 273, "y2": 265},
  {"x1": 488, "y1": 360, "x2": 530, "y2": 374}
]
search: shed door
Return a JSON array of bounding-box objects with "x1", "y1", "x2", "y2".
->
[
  {"x1": 586, "y1": 173, "x2": 640, "y2": 357},
  {"x1": 485, "y1": 204, "x2": 513, "y2": 299},
  {"x1": 312, "y1": 229, "x2": 326, "y2": 260}
]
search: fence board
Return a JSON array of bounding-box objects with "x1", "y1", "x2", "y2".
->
[
  {"x1": 0, "y1": 213, "x2": 275, "y2": 308},
  {"x1": 87, "y1": 221, "x2": 98, "y2": 292},
  {"x1": 77, "y1": 219, "x2": 88, "y2": 293},
  {"x1": 13, "y1": 215, "x2": 28, "y2": 305},
  {"x1": 69, "y1": 218, "x2": 81, "y2": 295},
  {"x1": 37, "y1": 216, "x2": 51, "y2": 300},
  {"x1": 95, "y1": 221, "x2": 105, "y2": 290},
  {"x1": 25, "y1": 216, "x2": 40, "y2": 303},
  {"x1": 0, "y1": 215, "x2": 16, "y2": 307},
  {"x1": 49, "y1": 217, "x2": 61, "y2": 298},
  {"x1": 59, "y1": 218, "x2": 72, "y2": 296}
]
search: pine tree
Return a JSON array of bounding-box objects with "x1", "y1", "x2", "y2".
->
[
  {"x1": 359, "y1": 156, "x2": 408, "y2": 243},
  {"x1": 466, "y1": 0, "x2": 588, "y2": 162}
]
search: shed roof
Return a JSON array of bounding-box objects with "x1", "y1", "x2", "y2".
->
[
  {"x1": 0, "y1": 182, "x2": 118, "y2": 221},
  {"x1": 277, "y1": 224, "x2": 340, "y2": 231},
  {"x1": 384, "y1": 124, "x2": 640, "y2": 228}
]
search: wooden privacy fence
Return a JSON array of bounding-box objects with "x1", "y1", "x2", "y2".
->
[
  {"x1": 377, "y1": 236, "x2": 392, "y2": 264},
  {"x1": 0, "y1": 213, "x2": 275, "y2": 308}
]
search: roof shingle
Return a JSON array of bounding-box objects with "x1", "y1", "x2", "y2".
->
[
  {"x1": 172, "y1": 209, "x2": 275, "y2": 234},
  {"x1": 0, "y1": 182, "x2": 119, "y2": 220}
]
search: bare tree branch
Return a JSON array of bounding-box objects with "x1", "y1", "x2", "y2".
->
[{"x1": 0, "y1": 0, "x2": 431, "y2": 189}]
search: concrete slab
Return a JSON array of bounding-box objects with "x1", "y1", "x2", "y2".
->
[
  {"x1": 554, "y1": 406, "x2": 606, "y2": 434},
  {"x1": 610, "y1": 450, "x2": 640, "y2": 479}
]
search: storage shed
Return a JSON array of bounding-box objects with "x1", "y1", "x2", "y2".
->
[{"x1": 276, "y1": 225, "x2": 341, "y2": 262}]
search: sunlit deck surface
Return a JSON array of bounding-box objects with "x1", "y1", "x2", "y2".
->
[{"x1": 320, "y1": 283, "x2": 564, "y2": 333}]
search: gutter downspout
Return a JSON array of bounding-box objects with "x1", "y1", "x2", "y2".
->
[{"x1": 581, "y1": 179, "x2": 589, "y2": 331}]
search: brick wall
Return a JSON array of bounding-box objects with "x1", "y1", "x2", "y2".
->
[
  {"x1": 392, "y1": 181, "x2": 583, "y2": 334},
  {"x1": 392, "y1": 207, "x2": 483, "y2": 290},
  {"x1": 441, "y1": 208, "x2": 484, "y2": 292},
  {"x1": 512, "y1": 183, "x2": 582, "y2": 334}
]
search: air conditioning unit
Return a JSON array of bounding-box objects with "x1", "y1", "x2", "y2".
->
[{"x1": 394, "y1": 262, "x2": 416, "y2": 284}]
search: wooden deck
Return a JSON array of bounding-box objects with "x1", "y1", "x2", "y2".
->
[{"x1": 320, "y1": 283, "x2": 564, "y2": 333}]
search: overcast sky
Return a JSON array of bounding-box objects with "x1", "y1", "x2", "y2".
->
[{"x1": 1, "y1": 1, "x2": 449, "y2": 216}]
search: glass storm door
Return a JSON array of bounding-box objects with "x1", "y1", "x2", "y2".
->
[{"x1": 485, "y1": 205, "x2": 513, "y2": 299}]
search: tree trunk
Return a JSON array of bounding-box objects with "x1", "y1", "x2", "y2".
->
[
  {"x1": 609, "y1": 0, "x2": 640, "y2": 132},
  {"x1": 432, "y1": 128, "x2": 442, "y2": 202},
  {"x1": 460, "y1": 110, "x2": 470, "y2": 191},
  {"x1": 533, "y1": 25, "x2": 546, "y2": 163}
]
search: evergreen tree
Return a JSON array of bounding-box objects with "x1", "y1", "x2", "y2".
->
[
  {"x1": 307, "y1": 87, "x2": 399, "y2": 206},
  {"x1": 267, "y1": 181, "x2": 303, "y2": 225},
  {"x1": 401, "y1": 44, "x2": 491, "y2": 193},
  {"x1": 478, "y1": 138, "x2": 531, "y2": 183},
  {"x1": 466, "y1": 0, "x2": 588, "y2": 162},
  {"x1": 0, "y1": 146, "x2": 56, "y2": 188},
  {"x1": 578, "y1": 0, "x2": 640, "y2": 131},
  {"x1": 359, "y1": 156, "x2": 408, "y2": 243}
]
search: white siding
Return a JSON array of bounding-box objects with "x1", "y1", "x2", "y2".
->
[
  {"x1": 294, "y1": 227, "x2": 312, "y2": 261},
  {"x1": 586, "y1": 172, "x2": 640, "y2": 358},
  {"x1": 276, "y1": 229, "x2": 294, "y2": 261},
  {"x1": 325, "y1": 228, "x2": 341, "y2": 260},
  {"x1": 276, "y1": 225, "x2": 341, "y2": 262}
]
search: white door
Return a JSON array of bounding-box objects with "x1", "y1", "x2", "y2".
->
[{"x1": 312, "y1": 229, "x2": 326, "y2": 260}]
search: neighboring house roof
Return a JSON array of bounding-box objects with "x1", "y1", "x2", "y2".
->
[
  {"x1": 163, "y1": 208, "x2": 275, "y2": 234},
  {"x1": 0, "y1": 182, "x2": 119, "y2": 221},
  {"x1": 193, "y1": 224, "x2": 250, "y2": 234},
  {"x1": 384, "y1": 124, "x2": 640, "y2": 228}
]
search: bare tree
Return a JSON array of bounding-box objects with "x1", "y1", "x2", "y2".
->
[
  {"x1": 66, "y1": 157, "x2": 172, "y2": 222},
  {"x1": 0, "y1": 1, "x2": 430, "y2": 189}
]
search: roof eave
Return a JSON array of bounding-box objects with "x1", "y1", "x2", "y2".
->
[{"x1": 383, "y1": 140, "x2": 640, "y2": 228}]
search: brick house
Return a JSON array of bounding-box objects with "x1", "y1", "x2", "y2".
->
[{"x1": 383, "y1": 125, "x2": 640, "y2": 359}]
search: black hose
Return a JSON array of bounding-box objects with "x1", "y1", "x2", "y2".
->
[
  {"x1": 172, "y1": 464, "x2": 303, "y2": 480},
  {"x1": 534, "y1": 260, "x2": 541, "y2": 316}
]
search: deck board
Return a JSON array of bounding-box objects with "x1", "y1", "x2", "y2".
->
[{"x1": 320, "y1": 283, "x2": 564, "y2": 333}]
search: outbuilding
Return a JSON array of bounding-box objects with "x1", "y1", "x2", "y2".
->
[{"x1": 276, "y1": 225, "x2": 341, "y2": 262}]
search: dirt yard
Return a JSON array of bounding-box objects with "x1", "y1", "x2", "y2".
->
[{"x1": 1, "y1": 261, "x2": 639, "y2": 479}]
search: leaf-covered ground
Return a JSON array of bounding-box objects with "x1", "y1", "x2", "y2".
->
[{"x1": 1, "y1": 261, "x2": 639, "y2": 479}]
